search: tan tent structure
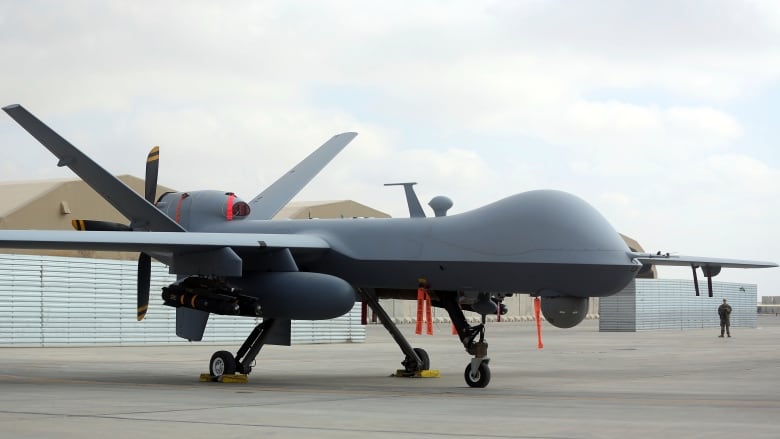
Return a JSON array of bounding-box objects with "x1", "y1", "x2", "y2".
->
[
  {"x1": 273, "y1": 200, "x2": 390, "y2": 220},
  {"x1": 0, "y1": 175, "x2": 174, "y2": 260}
]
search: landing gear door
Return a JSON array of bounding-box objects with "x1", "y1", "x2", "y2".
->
[
  {"x1": 176, "y1": 307, "x2": 209, "y2": 341},
  {"x1": 264, "y1": 318, "x2": 291, "y2": 346}
]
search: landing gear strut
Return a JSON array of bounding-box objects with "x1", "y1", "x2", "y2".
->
[
  {"x1": 208, "y1": 318, "x2": 277, "y2": 378},
  {"x1": 441, "y1": 295, "x2": 491, "y2": 388},
  {"x1": 359, "y1": 289, "x2": 430, "y2": 376},
  {"x1": 362, "y1": 288, "x2": 493, "y2": 387}
]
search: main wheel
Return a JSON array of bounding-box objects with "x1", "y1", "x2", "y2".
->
[
  {"x1": 413, "y1": 347, "x2": 430, "y2": 370},
  {"x1": 210, "y1": 350, "x2": 236, "y2": 377},
  {"x1": 464, "y1": 362, "x2": 491, "y2": 388},
  {"x1": 404, "y1": 347, "x2": 430, "y2": 372}
]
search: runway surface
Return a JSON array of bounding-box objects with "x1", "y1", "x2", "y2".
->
[{"x1": 1, "y1": 316, "x2": 779, "y2": 438}]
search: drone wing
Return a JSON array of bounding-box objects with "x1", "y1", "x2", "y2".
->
[
  {"x1": 247, "y1": 132, "x2": 358, "y2": 220},
  {"x1": 632, "y1": 252, "x2": 777, "y2": 296}
]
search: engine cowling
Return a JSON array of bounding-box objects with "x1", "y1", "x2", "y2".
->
[
  {"x1": 540, "y1": 295, "x2": 589, "y2": 328},
  {"x1": 156, "y1": 190, "x2": 251, "y2": 230}
]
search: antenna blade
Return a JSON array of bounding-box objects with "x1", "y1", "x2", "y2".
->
[{"x1": 385, "y1": 182, "x2": 426, "y2": 218}]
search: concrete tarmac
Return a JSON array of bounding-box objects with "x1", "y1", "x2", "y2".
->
[{"x1": 1, "y1": 316, "x2": 779, "y2": 439}]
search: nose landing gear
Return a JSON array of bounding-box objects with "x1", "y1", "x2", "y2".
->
[
  {"x1": 441, "y1": 295, "x2": 492, "y2": 388},
  {"x1": 459, "y1": 320, "x2": 491, "y2": 388}
]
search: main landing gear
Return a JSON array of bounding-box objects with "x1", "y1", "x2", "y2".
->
[
  {"x1": 208, "y1": 318, "x2": 277, "y2": 379},
  {"x1": 360, "y1": 288, "x2": 493, "y2": 388},
  {"x1": 360, "y1": 289, "x2": 431, "y2": 377}
]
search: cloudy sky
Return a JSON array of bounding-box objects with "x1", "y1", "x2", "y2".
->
[{"x1": 1, "y1": 0, "x2": 778, "y2": 298}]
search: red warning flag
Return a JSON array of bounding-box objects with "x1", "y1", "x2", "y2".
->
[
  {"x1": 416, "y1": 287, "x2": 433, "y2": 335},
  {"x1": 425, "y1": 290, "x2": 433, "y2": 335},
  {"x1": 534, "y1": 297, "x2": 544, "y2": 349},
  {"x1": 416, "y1": 288, "x2": 424, "y2": 334}
]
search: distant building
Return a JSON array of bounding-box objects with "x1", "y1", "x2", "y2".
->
[
  {"x1": 601, "y1": 279, "x2": 757, "y2": 331},
  {"x1": 758, "y1": 296, "x2": 780, "y2": 314}
]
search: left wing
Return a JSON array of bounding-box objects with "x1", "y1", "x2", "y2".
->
[
  {"x1": 0, "y1": 230, "x2": 329, "y2": 253},
  {"x1": 0, "y1": 230, "x2": 331, "y2": 277}
]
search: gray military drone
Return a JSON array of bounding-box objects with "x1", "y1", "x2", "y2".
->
[{"x1": 1, "y1": 104, "x2": 776, "y2": 388}]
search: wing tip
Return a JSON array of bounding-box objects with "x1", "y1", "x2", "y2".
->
[{"x1": 2, "y1": 104, "x2": 21, "y2": 112}]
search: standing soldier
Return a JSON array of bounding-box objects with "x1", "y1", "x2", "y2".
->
[{"x1": 718, "y1": 298, "x2": 732, "y2": 338}]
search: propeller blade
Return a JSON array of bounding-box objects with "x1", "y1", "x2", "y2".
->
[
  {"x1": 137, "y1": 146, "x2": 158, "y2": 322},
  {"x1": 145, "y1": 146, "x2": 159, "y2": 203},
  {"x1": 137, "y1": 252, "x2": 151, "y2": 321},
  {"x1": 71, "y1": 219, "x2": 131, "y2": 231}
]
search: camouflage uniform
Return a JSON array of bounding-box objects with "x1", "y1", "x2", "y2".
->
[{"x1": 718, "y1": 300, "x2": 732, "y2": 337}]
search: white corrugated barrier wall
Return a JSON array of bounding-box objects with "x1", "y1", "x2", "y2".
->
[
  {"x1": 600, "y1": 279, "x2": 757, "y2": 332},
  {"x1": 0, "y1": 254, "x2": 364, "y2": 346}
]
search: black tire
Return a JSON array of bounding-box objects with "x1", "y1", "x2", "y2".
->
[
  {"x1": 464, "y1": 362, "x2": 491, "y2": 388},
  {"x1": 210, "y1": 350, "x2": 236, "y2": 377},
  {"x1": 413, "y1": 347, "x2": 430, "y2": 371}
]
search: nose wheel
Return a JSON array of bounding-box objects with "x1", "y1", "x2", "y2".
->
[
  {"x1": 464, "y1": 360, "x2": 491, "y2": 388},
  {"x1": 462, "y1": 335, "x2": 490, "y2": 388}
]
